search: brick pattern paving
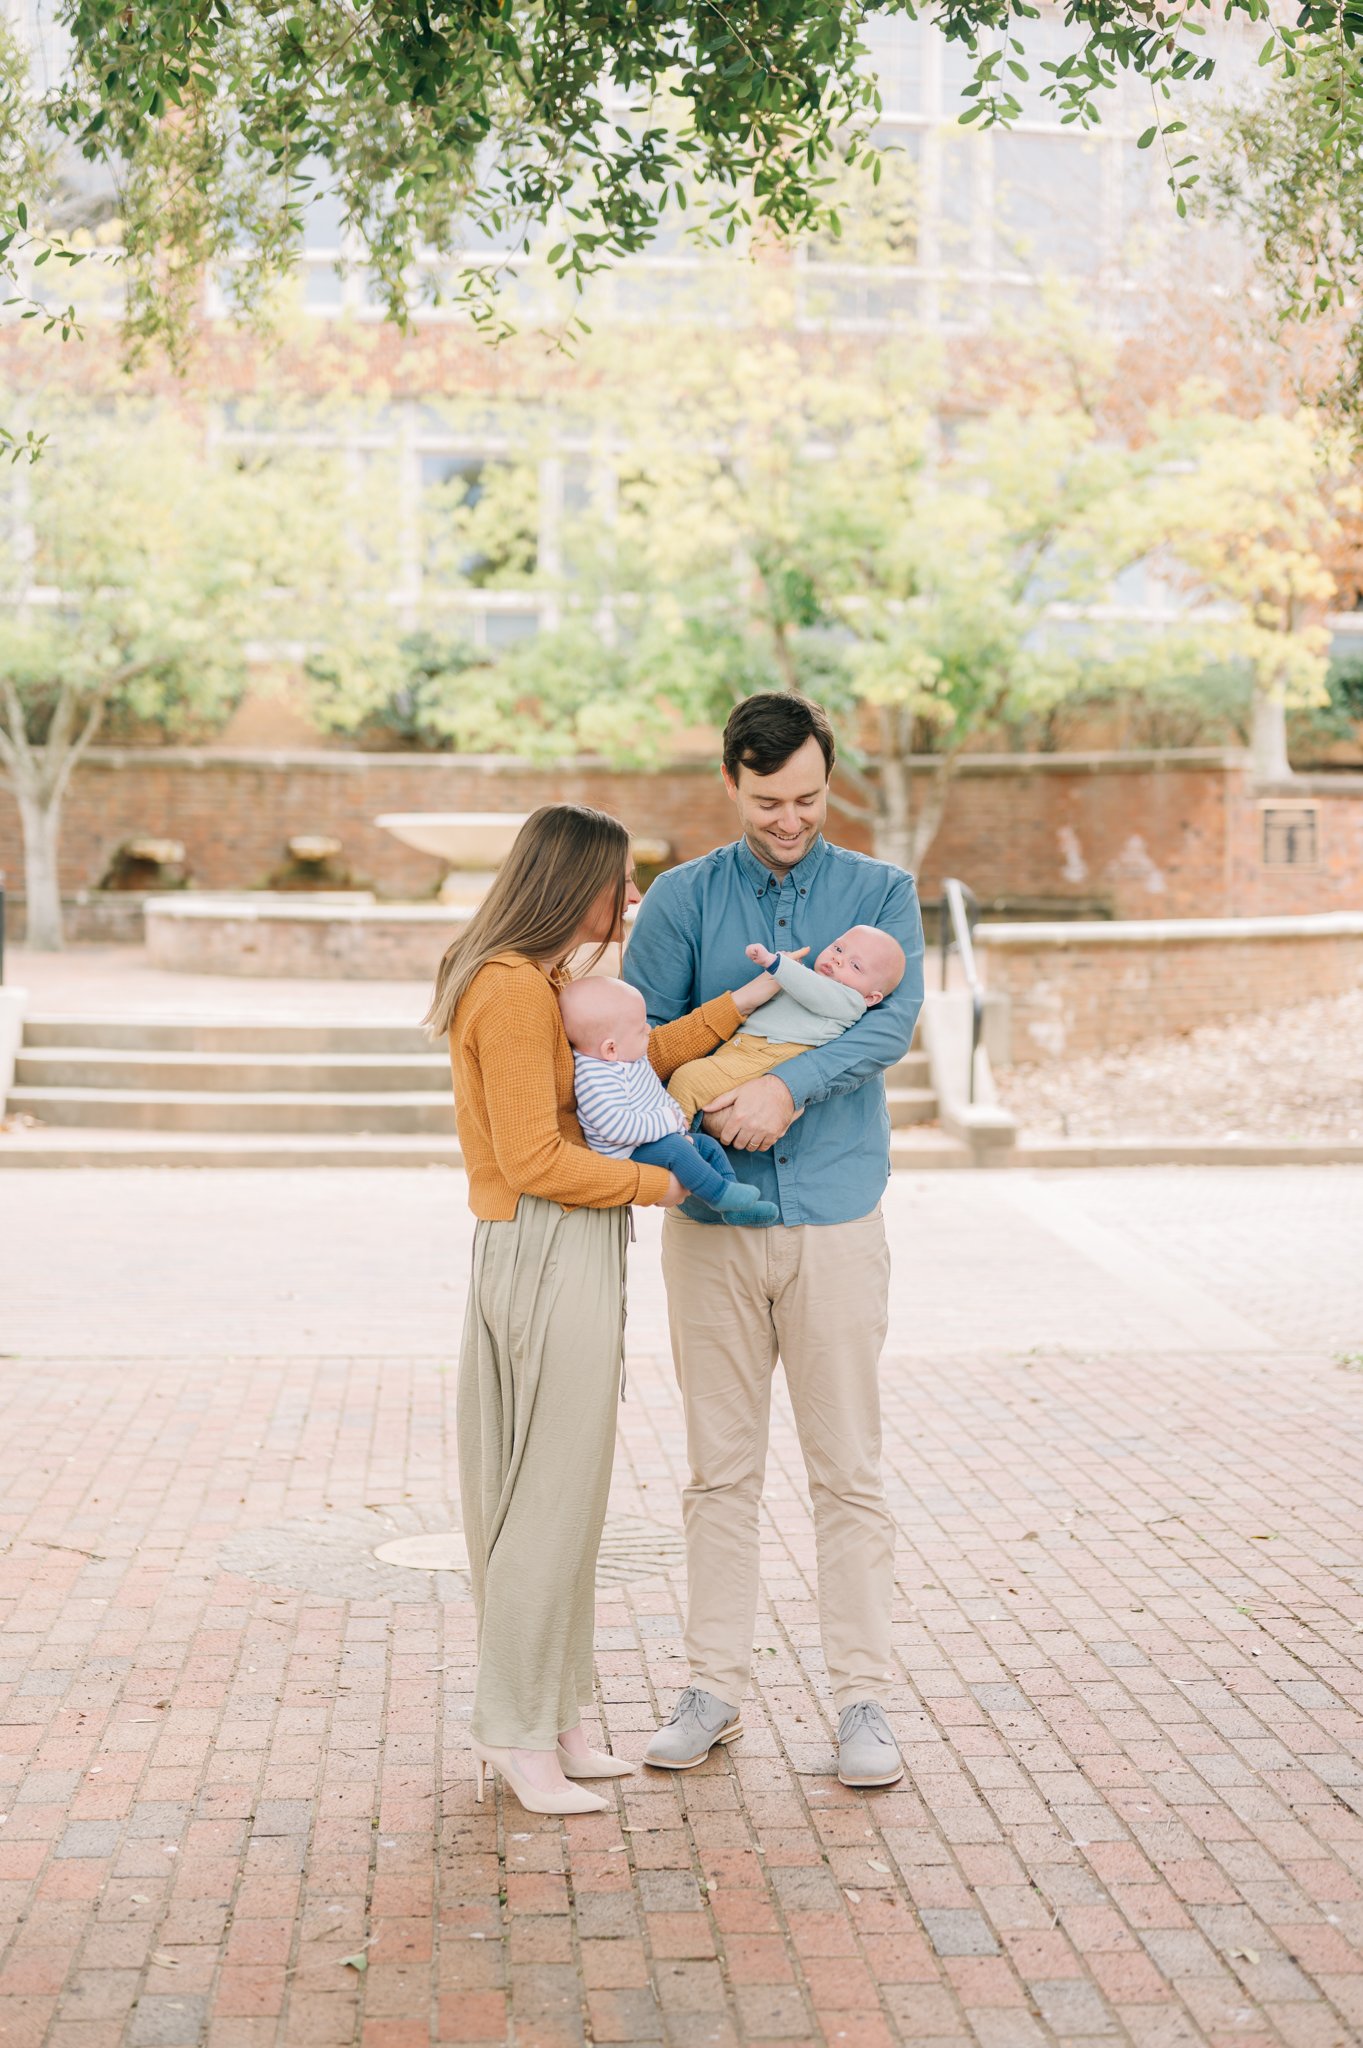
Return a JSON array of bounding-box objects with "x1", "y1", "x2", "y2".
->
[{"x1": 1, "y1": 1170, "x2": 1361, "y2": 2046}]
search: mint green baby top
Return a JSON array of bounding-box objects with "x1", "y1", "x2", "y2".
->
[{"x1": 745, "y1": 951, "x2": 867, "y2": 1046}]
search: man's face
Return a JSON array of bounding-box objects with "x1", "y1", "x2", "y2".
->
[{"x1": 723, "y1": 735, "x2": 829, "y2": 874}]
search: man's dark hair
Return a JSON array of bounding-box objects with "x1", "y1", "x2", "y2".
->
[{"x1": 722, "y1": 692, "x2": 836, "y2": 784}]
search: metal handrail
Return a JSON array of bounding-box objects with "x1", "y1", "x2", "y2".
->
[{"x1": 938, "y1": 876, "x2": 982, "y2": 1105}]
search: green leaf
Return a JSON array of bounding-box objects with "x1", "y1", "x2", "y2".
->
[
  {"x1": 1137, "y1": 125, "x2": 1157, "y2": 147},
  {"x1": 340, "y1": 1954, "x2": 368, "y2": 1973}
]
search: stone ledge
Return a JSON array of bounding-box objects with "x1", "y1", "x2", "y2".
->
[
  {"x1": 145, "y1": 895, "x2": 462, "y2": 927},
  {"x1": 75, "y1": 742, "x2": 1250, "y2": 779},
  {"x1": 1014, "y1": 1136, "x2": 1363, "y2": 1167},
  {"x1": 976, "y1": 911, "x2": 1363, "y2": 948}
]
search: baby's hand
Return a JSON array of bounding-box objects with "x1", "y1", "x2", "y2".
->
[
  {"x1": 745, "y1": 943, "x2": 808, "y2": 969},
  {"x1": 733, "y1": 946, "x2": 808, "y2": 1019}
]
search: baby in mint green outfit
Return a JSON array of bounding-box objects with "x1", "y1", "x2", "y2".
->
[{"x1": 665, "y1": 924, "x2": 907, "y2": 1121}]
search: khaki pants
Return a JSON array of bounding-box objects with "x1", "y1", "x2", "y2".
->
[
  {"x1": 667, "y1": 1034, "x2": 808, "y2": 1121},
  {"x1": 457, "y1": 1196, "x2": 628, "y2": 1748},
  {"x1": 660, "y1": 1207, "x2": 893, "y2": 1714}
]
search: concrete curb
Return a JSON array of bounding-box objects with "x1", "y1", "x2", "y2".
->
[{"x1": 1013, "y1": 1136, "x2": 1363, "y2": 1167}]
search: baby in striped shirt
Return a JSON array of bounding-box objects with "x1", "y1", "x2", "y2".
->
[{"x1": 559, "y1": 977, "x2": 780, "y2": 1225}]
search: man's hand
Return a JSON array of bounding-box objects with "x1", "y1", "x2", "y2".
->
[{"x1": 701, "y1": 1074, "x2": 797, "y2": 1152}]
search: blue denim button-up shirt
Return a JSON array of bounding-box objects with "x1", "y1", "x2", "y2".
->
[{"x1": 623, "y1": 834, "x2": 925, "y2": 1227}]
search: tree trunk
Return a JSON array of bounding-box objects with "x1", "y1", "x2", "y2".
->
[
  {"x1": 1250, "y1": 687, "x2": 1292, "y2": 783},
  {"x1": 16, "y1": 787, "x2": 65, "y2": 951},
  {"x1": 874, "y1": 736, "x2": 915, "y2": 870},
  {"x1": 871, "y1": 708, "x2": 955, "y2": 875}
]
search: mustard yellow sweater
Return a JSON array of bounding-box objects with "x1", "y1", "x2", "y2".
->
[{"x1": 449, "y1": 953, "x2": 744, "y2": 1220}]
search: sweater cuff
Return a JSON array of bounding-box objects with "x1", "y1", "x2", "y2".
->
[
  {"x1": 634, "y1": 1163, "x2": 675, "y2": 1207},
  {"x1": 702, "y1": 991, "x2": 744, "y2": 1041}
]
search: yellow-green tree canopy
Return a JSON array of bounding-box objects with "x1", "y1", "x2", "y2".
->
[{"x1": 0, "y1": 0, "x2": 1352, "y2": 418}]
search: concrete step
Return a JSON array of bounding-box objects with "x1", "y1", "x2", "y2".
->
[
  {"x1": 22, "y1": 1018, "x2": 932, "y2": 1077},
  {"x1": 886, "y1": 1052, "x2": 929, "y2": 1087},
  {"x1": 889, "y1": 1128, "x2": 973, "y2": 1168},
  {"x1": 886, "y1": 1087, "x2": 938, "y2": 1128},
  {"x1": 14, "y1": 1048, "x2": 450, "y2": 1093},
  {"x1": 0, "y1": 1127, "x2": 973, "y2": 1169},
  {"x1": 6, "y1": 1087, "x2": 458, "y2": 1135},
  {"x1": 21, "y1": 1016, "x2": 429, "y2": 1054},
  {"x1": 0, "y1": 1129, "x2": 464, "y2": 1167}
]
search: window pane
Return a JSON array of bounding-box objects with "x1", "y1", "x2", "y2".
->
[
  {"x1": 860, "y1": 15, "x2": 923, "y2": 115},
  {"x1": 1006, "y1": 15, "x2": 1085, "y2": 122},
  {"x1": 993, "y1": 132, "x2": 1104, "y2": 275},
  {"x1": 484, "y1": 607, "x2": 540, "y2": 648},
  {"x1": 303, "y1": 261, "x2": 345, "y2": 309},
  {"x1": 937, "y1": 130, "x2": 977, "y2": 268}
]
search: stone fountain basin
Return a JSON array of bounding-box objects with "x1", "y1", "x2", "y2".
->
[
  {"x1": 374, "y1": 812, "x2": 531, "y2": 867},
  {"x1": 144, "y1": 893, "x2": 629, "y2": 981}
]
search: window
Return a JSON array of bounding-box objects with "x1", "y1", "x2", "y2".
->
[
  {"x1": 993, "y1": 132, "x2": 1105, "y2": 277},
  {"x1": 860, "y1": 15, "x2": 924, "y2": 115},
  {"x1": 420, "y1": 453, "x2": 537, "y2": 588},
  {"x1": 1260, "y1": 803, "x2": 1320, "y2": 868}
]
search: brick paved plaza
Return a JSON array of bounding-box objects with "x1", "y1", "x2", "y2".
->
[{"x1": 1, "y1": 1165, "x2": 1362, "y2": 2048}]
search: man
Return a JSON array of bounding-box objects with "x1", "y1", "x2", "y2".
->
[{"x1": 624, "y1": 692, "x2": 925, "y2": 1789}]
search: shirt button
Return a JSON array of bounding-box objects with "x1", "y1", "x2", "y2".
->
[
  {"x1": 778, "y1": 918, "x2": 787, "y2": 926},
  {"x1": 778, "y1": 1155, "x2": 789, "y2": 1165}
]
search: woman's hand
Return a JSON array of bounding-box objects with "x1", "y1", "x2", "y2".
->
[
  {"x1": 659, "y1": 1173, "x2": 690, "y2": 1207},
  {"x1": 733, "y1": 946, "x2": 807, "y2": 1017}
]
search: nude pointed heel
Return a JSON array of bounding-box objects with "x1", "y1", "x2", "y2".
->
[
  {"x1": 471, "y1": 1741, "x2": 610, "y2": 1816},
  {"x1": 556, "y1": 1742, "x2": 636, "y2": 1781}
]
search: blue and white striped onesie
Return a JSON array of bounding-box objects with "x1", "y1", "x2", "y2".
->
[{"x1": 573, "y1": 1052, "x2": 688, "y2": 1160}]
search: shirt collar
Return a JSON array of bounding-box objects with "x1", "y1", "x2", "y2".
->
[{"x1": 735, "y1": 833, "x2": 829, "y2": 896}]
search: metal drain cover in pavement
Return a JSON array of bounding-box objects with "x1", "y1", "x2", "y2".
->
[
  {"x1": 219, "y1": 1504, "x2": 468, "y2": 1602},
  {"x1": 375, "y1": 1533, "x2": 471, "y2": 1571},
  {"x1": 593, "y1": 1513, "x2": 685, "y2": 1585},
  {"x1": 377, "y1": 1514, "x2": 684, "y2": 1587},
  {"x1": 220, "y1": 1506, "x2": 682, "y2": 1601}
]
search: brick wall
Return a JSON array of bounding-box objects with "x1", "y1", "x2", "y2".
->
[
  {"x1": 2, "y1": 746, "x2": 1362, "y2": 924},
  {"x1": 981, "y1": 915, "x2": 1363, "y2": 1062}
]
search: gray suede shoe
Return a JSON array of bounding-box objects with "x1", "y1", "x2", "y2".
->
[
  {"x1": 643, "y1": 1687, "x2": 742, "y2": 1770},
  {"x1": 837, "y1": 1701, "x2": 905, "y2": 1788}
]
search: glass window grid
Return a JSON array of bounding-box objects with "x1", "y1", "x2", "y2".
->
[{"x1": 214, "y1": 411, "x2": 556, "y2": 645}]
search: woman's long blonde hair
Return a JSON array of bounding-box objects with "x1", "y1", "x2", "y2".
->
[{"x1": 423, "y1": 804, "x2": 631, "y2": 1040}]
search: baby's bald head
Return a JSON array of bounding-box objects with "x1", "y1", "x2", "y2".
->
[
  {"x1": 559, "y1": 976, "x2": 651, "y2": 1063},
  {"x1": 814, "y1": 924, "x2": 906, "y2": 1005}
]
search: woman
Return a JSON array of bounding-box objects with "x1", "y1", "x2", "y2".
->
[{"x1": 427, "y1": 804, "x2": 770, "y2": 1815}]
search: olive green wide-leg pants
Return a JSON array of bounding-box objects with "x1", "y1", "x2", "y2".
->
[{"x1": 457, "y1": 1196, "x2": 628, "y2": 1749}]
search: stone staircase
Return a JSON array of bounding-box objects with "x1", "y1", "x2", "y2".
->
[{"x1": 1, "y1": 1014, "x2": 952, "y2": 1167}]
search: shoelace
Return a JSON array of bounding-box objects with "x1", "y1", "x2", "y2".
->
[
  {"x1": 669, "y1": 1686, "x2": 711, "y2": 1727},
  {"x1": 839, "y1": 1700, "x2": 891, "y2": 1744}
]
